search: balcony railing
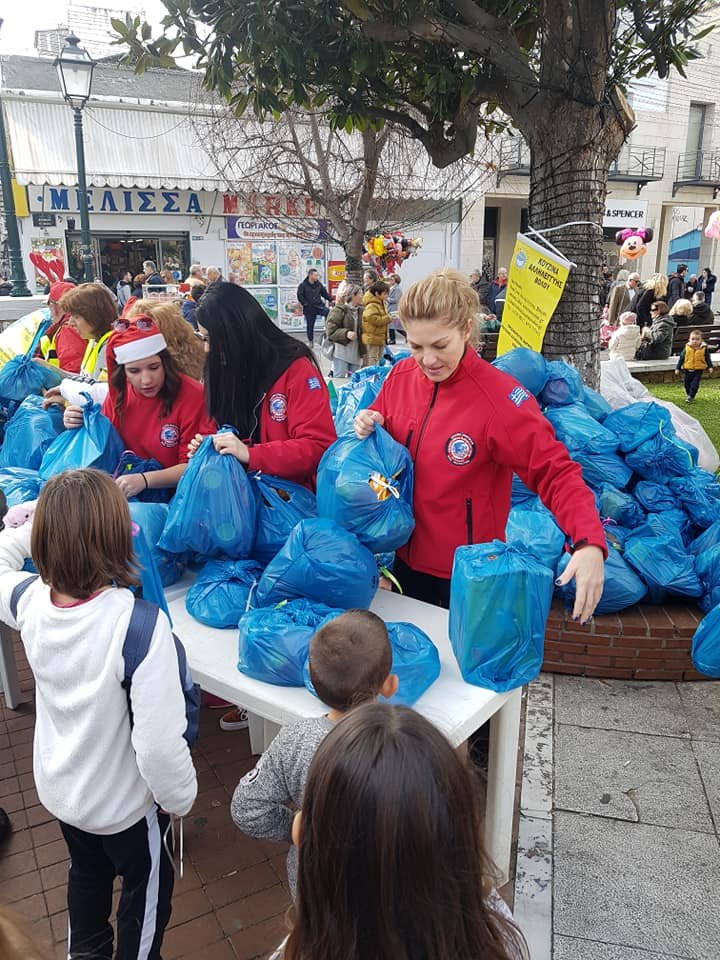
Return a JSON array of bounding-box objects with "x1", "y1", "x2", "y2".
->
[
  {"x1": 609, "y1": 145, "x2": 665, "y2": 193},
  {"x1": 496, "y1": 138, "x2": 530, "y2": 183},
  {"x1": 673, "y1": 149, "x2": 720, "y2": 196}
]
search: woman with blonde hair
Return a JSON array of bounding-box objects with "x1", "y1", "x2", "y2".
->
[
  {"x1": 354, "y1": 268, "x2": 606, "y2": 622},
  {"x1": 127, "y1": 299, "x2": 206, "y2": 380},
  {"x1": 635, "y1": 272, "x2": 668, "y2": 327}
]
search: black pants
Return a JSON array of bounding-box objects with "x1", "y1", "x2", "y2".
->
[
  {"x1": 60, "y1": 807, "x2": 174, "y2": 960},
  {"x1": 684, "y1": 369, "x2": 703, "y2": 398},
  {"x1": 393, "y1": 556, "x2": 451, "y2": 609},
  {"x1": 303, "y1": 305, "x2": 328, "y2": 342}
]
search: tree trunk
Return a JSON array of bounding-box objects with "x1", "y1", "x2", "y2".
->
[
  {"x1": 526, "y1": 103, "x2": 628, "y2": 388},
  {"x1": 344, "y1": 229, "x2": 365, "y2": 287}
]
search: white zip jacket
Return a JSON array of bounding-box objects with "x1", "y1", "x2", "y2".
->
[{"x1": 0, "y1": 523, "x2": 197, "y2": 834}]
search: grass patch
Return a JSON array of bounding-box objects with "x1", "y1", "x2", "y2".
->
[{"x1": 646, "y1": 378, "x2": 720, "y2": 454}]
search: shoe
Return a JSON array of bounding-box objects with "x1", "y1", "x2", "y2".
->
[
  {"x1": 219, "y1": 707, "x2": 249, "y2": 731},
  {"x1": 0, "y1": 808, "x2": 11, "y2": 845},
  {"x1": 686, "y1": 395, "x2": 693, "y2": 402},
  {"x1": 203, "y1": 693, "x2": 233, "y2": 709}
]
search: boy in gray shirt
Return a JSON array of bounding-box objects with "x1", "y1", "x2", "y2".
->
[{"x1": 231, "y1": 609, "x2": 397, "y2": 896}]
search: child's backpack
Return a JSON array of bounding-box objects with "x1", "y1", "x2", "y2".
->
[{"x1": 10, "y1": 579, "x2": 199, "y2": 746}]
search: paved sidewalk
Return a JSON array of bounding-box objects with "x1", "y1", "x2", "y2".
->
[{"x1": 515, "y1": 674, "x2": 720, "y2": 960}]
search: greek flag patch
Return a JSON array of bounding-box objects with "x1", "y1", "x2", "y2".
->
[
  {"x1": 307, "y1": 376, "x2": 322, "y2": 391},
  {"x1": 508, "y1": 385, "x2": 530, "y2": 407}
]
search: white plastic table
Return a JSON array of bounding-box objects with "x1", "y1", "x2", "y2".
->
[{"x1": 167, "y1": 583, "x2": 522, "y2": 884}]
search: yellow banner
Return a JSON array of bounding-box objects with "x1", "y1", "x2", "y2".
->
[
  {"x1": 496, "y1": 233, "x2": 571, "y2": 356},
  {"x1": 11, "y1": 179, "x2": 28, "y2": 218}
]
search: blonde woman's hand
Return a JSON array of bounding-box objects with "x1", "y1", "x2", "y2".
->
[
  {"x1": 346, "y1": 331, "x2": 357, "y2": 341},
  {"x1": 63, "y1": 405, "x2": 84, "y2": 429},
  {"x1": 354, "y1": 409, "x2": 384, "y2": 439}
]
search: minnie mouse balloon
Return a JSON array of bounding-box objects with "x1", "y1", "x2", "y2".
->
[
  {"x1": 705, "y1": 211, "x2": 720, "y2": 240},
  {"x1": 615, "y1": 227, "x2": 654, "y2": 260}
]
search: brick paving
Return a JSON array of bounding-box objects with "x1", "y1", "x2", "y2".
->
[{"x1": 0, "y1": 636, "x2": 293, "y2": 960}]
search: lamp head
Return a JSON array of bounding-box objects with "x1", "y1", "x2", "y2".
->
[{"x1": 55, "y1": 34, "x2": 95, "y2": 109}]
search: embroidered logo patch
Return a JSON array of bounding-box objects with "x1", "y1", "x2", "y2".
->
[
  {"x1": 159, "y1": 422, "x2": 180, "y2": 448},
  {"x1": 307, "y1": 376, "x2": 321, "y2": 391},
  {"x1": 269, "y1": 392, "x2": 288, "y2": 422},
  {"x1": 508, "y1": 385, "x2": 530, "y2": 407},
  {"x1": 446, "y1": 432, "x2": 476, "y2": 466}
]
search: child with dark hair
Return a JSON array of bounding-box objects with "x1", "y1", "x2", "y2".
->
[
  {"x1": 0, "y1": 469, "x2": 196, "y2": 959},
  {"x1": 231, "y1": 609, "x2": 397, "y2": 896},
  {"x1": 276, "y1": 703, "x2": 527, "y2": 960}
]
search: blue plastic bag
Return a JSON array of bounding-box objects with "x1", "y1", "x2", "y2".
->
[
  {"x1": 694, "y1": 544, "x2": 720, "y2": 613},
  {"x1": 572, "y1": 450, "x2": 633, "y2": 490},
  {"x1": 0, "y1": 322, "x2": 60, "y2": 419},
  {"x1": 39, "y1": 394, "x2": 124, "y2": 480},
  {"x1": 186, "y1": 559, "x2": 265, "y2": 628},
  {"x1": 159, "y1": 429, "x2": 258, "y2": 559},
  {"x1": 582, "y1": 386, "x2": 613, "y2": 422},
  {"x1": 545, "y1": 403, "x2": 618, "y2": 455},
  {"x1": 624, "y1": 431, "x2": 697, "y2": 482},
  {"x1": 0, "y1": 467, "x2": 42, "y2": 506},
  {"x1": 303, "y1": 618, "x2": 440, "y2": 707},
  {"x1": 128, "y1": 501, "x2": 185, "y2": 588},
  {"x1": 603, "y1": 402, "x2": 673, "y2": 453},
  {"x1": 505, "y1": 503, "x2": 566, "y2": 570},
  {"x1": 633, "y1": 509, "x2": 690, "y2": 549},
  {"x1": 492, "y1": 348, "x2": 549, "y2": 396},
  {"x1": 238, "y1": 598, "x2": 342, "y2": 685},
  {"x1": 333, "y1": 365, "x2": 390, "y2": 437},
  {"x1": 0, "y1": 395, "x2": 64, "y2": 470},
  {"x1": 115, "y1": 450, "x2": 170, "y2": 504},
  {"x1": 596, "y1": 484, "x2": 645, "y2": 528},
  {"x1": 250, "y1": 472, "x2": 318, "y2": 565},
  {"x1": 623, "y1": 533, "x2": 702, "y2": 603},
  {"x1": 632, "y1": 481, "x2": 676, "y2": 513},
  {"x1": 688, "y1": 520, "x2": 720, "y2": 557},
  {"x1": 255, "y1": 518, "x2": 379, "y2": 610},
  {"x1": 668, "y1": 470, "x2": 720, "y2": 529},
  {"x1": 555, "y1": 537, "x2": 646, "y2": 614},
  {"x1": 511, "y1": 474, "x2": 537, "y2": 504},
  {"x1": 691, "y1": 605, "x2": 720, "y2": 677},
  {"x1": 131, "y1": 520, "x2": 169, "y2": 620},
  {"x1": 449, "y1": 541, "x2": 554, "y2": 692},
  {"x1": 538, "y1": 361, "x2": 584, "y2": 408},
  {"x1": 316, "y1": 426, "x2": 414, "y2": 554}
]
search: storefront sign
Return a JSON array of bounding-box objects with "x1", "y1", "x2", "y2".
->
[
  {"x1": 226, "y1": 217, "x2": 283, "y2": 241},
  {"x1": 327, "y1": 260, "x2": 346, "y2": 297},
  {"x1": 496, "y1": 233, "x2": 571, "y2": 356},
  {"x1": 32, "y1": 212, "x2": 57, "y2": 228},
  {"x1": 603, "y1": 199, "x2": 648, "y2": 229},
  {"x1": 28, "y1": 186, "x2": 217, "y2": 216},
  {"x1": 223, "y1": 193, "x2": 318, "y2": 218}
]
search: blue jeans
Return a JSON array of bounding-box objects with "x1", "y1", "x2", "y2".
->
[{"x1": 333, "y1": 357, "x2": 360, "y2": 378}]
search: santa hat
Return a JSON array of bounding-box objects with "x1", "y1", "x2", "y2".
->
[
  {"x1": 106, "y1": 316, "x2": 168, "y2": 378},
  {"x1": 48, "y1": 281, "x2": 75, "y2": 304}
]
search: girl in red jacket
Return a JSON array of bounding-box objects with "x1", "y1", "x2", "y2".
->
[
  {"x1": 191, "y1": 282, "x2": 336, "y2": 488},
  {"x1": 355, "y1": 269, "x2": 606, "y2": 624}
]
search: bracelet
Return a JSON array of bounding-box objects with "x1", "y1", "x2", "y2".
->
[{"x1": 141, "y1": 473, "x2": 148, "y2": 490}]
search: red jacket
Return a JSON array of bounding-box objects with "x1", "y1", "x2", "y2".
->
[
  {"x1": 372, "y1": 348, "x2": 606, "y2": 579},
  {"x1": 246, "y1": 357, "x2": 336, "y2": 485}
]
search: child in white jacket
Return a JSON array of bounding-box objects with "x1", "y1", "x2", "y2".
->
[
  {"x1": 608, "y1": 311, "x2": 641, "y2": 362},
  {"x1": 0, "y1": 468, "x2": 196, "y2": 960}
]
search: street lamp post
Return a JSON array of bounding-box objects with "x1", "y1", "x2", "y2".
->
[{"x1": 55, "y1": 35, "x2": 96, "y2": 284}]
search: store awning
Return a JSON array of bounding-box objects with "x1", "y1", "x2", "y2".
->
[{"x1": 4, "y1": 98, "x2": 226, "y2": 191}]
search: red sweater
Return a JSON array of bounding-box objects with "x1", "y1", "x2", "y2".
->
[
  {"x1": 102, "y1": 374, "x2": 216, "y2": 468},
  {"x1": 246, "y1": 357, "x2": 337, "y2": 485},
  {"x1": 371, "y1": 349, "x2": 606, "y2": 579},
  {"x1": 55, "y1": 323, "x2": 87, "y2": 373}
]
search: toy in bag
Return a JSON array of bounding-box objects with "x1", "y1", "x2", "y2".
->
[
  {"x1": 186, "y1": 559, "x2": 265, "y2": 628},
  {"x1": 131, "y1": 520, "x2": 170, "y2": 620},
  {"x1": 582, "y1": 385, "x2": 612, "y2": 422},
  {"x1": 538, "y1": 360, "x2": 584, "y2": 408},
  {"x1": 505, "y1": 502, "x2": 566, "y2": 571},
  {"x1": 668, "y1": 470, "x2": 720, "y2": 529},
  {"x1": 632, "y1": 481, "x2": 676, "y2": 513},
  {"x1": 303, "y1": 618, "x2": 440, "y2": 707},
  {"x1": 128, "y1": 501, "x2": 185, "y2": 588},
  {"x1": 39, "y1": 393, "x2": 124, "y2": 480},
  {"x1": 690, "y1": 605, "x2": 720, "y2": 677},
  {"x1": 0, "y1": 395, "x2": 64, "y2": 470},
  {"x1": 333, "y1": 365, "x2": 389, "y2": 436},
  {"x1": 238, "y1": 598, "x2": 343, "y2": 685},
  {"x1": 255, "y1": 518, "x2": 379, "y2": 610},
  {"x1": 623, "y1": 532, "x2": 702, "y2": 604},
  {"x1": 603, "y1": 402, "x2": 673, "y2": 453},
  {"x1": 0, "y1": 320, "x2": 61, "y2": 421},
  {"x1": 624, "y1": 430, "x2": 697, "y2": 482},
  {"x1": 316, "y1": 426, "x2": 414, "y2": 554},
  {"x1": 449, "y1": 541, "x2": 554, "y2": 692},
  {"x1": 572, "y1": 450, "x2": 632, "y2": 490},
  {"x1": 159, "y1": 429, "x2": 258, "y2": 559},
  {"x1": 596, "y1": 484, "x2": 645, "y2": 528},
  {"x1": 0, "y1": 468, "x2": 43, "y2": 507},
  {"x1": 555, "y1": 537, "x2": 646, "y2": 614},
  {"x1": 115, "y1": 450, "x2": 170, "y2": 503},
  {"x1": 492, "y1": 348, "x2": 549, "y2": 396},
  {"x1": 0, "y1": 308, "x2": 48, "y2": 367},
  {"x1": 250, "y1": 472, "x2": 318, "y2": 565},
  {"x1": 545, "y1": 403, "x2": 618, "y2": 455}
]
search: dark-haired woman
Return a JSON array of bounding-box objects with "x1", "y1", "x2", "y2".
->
[
  {"x1": 63, "y1": 317, "x2": 216, "y2": 497},
  {"x1": 191, "y1": 282, "x2": 336, "y2": 488}
]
